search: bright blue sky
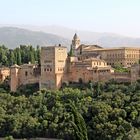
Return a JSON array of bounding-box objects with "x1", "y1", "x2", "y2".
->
[{"x1": 1, "y1": 0, "x2": 140, "y2": 37}]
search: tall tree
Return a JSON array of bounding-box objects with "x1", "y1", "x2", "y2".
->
[
  {"x1": 68, "y1": 101, "x2": 88, "y2": 140},
  {"x1": 69, "y1": 45, "x2": 74, "y2": 56},
  {"x1": 16, "y1": 48, "x2": 21, "y2": 65},
  {"x1": 36, "y1": 45, "x2": 40, "y2": 64},
  {"x1": 9, "y1": 50, "x2": 16, "y2": 66}
]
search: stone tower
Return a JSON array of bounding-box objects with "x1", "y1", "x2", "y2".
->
[
  {"x1": 72, "y1": 33, "x2": 80, "y2": 55},
  {"x1": 10, "y1": 64, "x2": 20, "y2": 92},
  {"x1": 40, "y1": 45, "x2": 67, "y2": 89}
]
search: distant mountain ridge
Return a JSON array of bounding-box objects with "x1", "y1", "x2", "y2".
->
[
  {"x1": 0, "y1": 27, "x2": 71, "y2": 48},
  {"x1": 1, "y1": 26, "x2": 140, "y2": 48},
  {"x1": 28, "y1": 25, "x2": 140, "y2": 48}
]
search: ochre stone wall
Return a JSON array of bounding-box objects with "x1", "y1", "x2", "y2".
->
[
  {"x1": 40, "y1": 46, "x2": 67, "y2": 90},
  {"x1": 10, "y1": 64, "x2": 40, "y2": 92},
  {"x1": 68, "y1": 66, "x2": 93, "y2": 83},
  {"x1": 18, "y1": 64, "x2": 40, "y2": 86}
]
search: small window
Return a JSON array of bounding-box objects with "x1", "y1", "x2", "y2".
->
[{"x1": 25, "y1": 71, "x2": 28, "y2": 76}]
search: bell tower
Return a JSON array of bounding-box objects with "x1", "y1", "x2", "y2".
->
[{"x1": 72, "y1": 33, "x2": 80, "y2": 55}]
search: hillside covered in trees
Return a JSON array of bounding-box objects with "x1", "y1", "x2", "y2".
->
[{"x1": 0, "y1": 80, "x2": 140, "y2": 140}]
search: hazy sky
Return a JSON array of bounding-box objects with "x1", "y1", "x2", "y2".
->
[{"x1": 1, "y1": 0, "x2": 140, "y2": 37}]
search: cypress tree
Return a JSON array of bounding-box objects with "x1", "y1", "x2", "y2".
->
[
  {"x1": 30, "y1": 51, "x2": 35, "y2": 64},
  {"x1": 17, "y1": 48, "x2": 21, "y2": 65},
  {"x1": 36, "y1": 45, "x2": 40, "y2": 64},
  {"x1": 69, "y1": 45, "x2": 74, "y2": 56},
  {"x1": 9, "y1": 50, "x2": 16, "y2": 66},
  {"x1": 68, "y1": 101, "x2": 88, "y2": 140}
]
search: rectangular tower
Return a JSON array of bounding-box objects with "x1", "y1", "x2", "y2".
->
[{"x1": 40, "y1": 45, "x2": 67, "y2": 89}]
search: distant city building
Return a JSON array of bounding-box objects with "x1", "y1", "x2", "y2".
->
[{"x1": 72, "y1": 33, "x2": 80, "y2": 55}]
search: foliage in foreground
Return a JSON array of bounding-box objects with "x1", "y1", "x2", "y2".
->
[{"x1": 0, "y1": 81, "x2": 140, "y2": 139}]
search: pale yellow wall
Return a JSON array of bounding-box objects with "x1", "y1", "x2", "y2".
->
[
  {"x1": 55, "y1": 47, "x2": 67, "y2": 74},
  {"x1": 0, "y1": 68, "x2": 10, "y2": 82},
  {"x1": 55, "y1": 74, "x2": 63, "y2": 89},
  {"x1": 69, "y1": 56, "x2": 78, "y2": 63},
  {"x1": 91, "y1": 60, "x2": 107, "y2": 67},
  {"x1": 73, "y1": 58, "x2": 108, "y2": 68}
]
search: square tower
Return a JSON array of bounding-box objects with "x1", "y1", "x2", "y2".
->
[{"x1": 40, "y1": 45, "x2": 67, "y2": 89}]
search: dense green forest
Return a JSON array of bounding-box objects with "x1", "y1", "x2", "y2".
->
[
  {"x1": 0, "y1": 45, "x2": 40, "y2": 66},
  {"x1": 0, "y1": 80, "x2": 140, "y2": 140}
]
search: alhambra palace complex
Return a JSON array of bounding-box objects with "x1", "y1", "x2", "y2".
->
[{"x1": 1, "y1": 33, "x2": 139, "y2": 92}]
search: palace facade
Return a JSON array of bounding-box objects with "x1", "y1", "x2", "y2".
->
[
  {"x1": 9, "y1": 34, "x2": 140, "y2": 91},
  {"x1": 73, "y1": 34, "x2": 140, "y2": 67}
]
